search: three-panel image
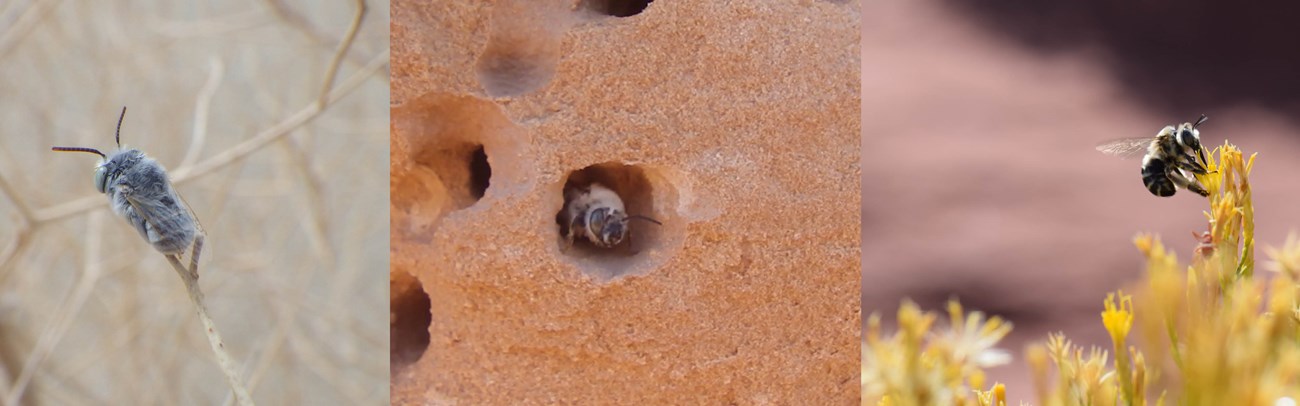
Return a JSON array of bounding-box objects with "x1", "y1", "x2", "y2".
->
[{"x1": 0, "y1": 1, "x2": 1294, "y2": 405}]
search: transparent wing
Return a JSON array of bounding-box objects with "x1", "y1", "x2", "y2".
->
[
  {"x1": 123, "y1": 192, "x2": 188, "y2": 239},
  {"x1": 123, "y1": 189, "x2": 197, "y2": 254},
  {"x1": 176, "y1": 192, "x2": 205, "y2": 236},
  {"x1": 1095, "y1": 137, "x2": 1153, "y2": 159}
]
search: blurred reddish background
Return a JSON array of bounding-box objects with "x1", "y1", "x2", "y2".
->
[{"x1": 863, "y1": 0, "x2": 1300, "y2": 400}]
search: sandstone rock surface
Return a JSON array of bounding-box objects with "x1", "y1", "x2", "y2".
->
[{"x1": 391, "y1": 1, "x2": 861, "y2": 404}]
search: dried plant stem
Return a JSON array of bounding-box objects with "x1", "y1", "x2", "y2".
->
[
  {"x1": 163, "y1": 255, "x2": 253, "y2": 406},
  {"x1": 4, "y1": 212, "x2": 105, "y2": 406},
  {"x1": 263, "y1": 0, "x2": 371, "y2": 67},
  {"x1": 317, "y1": 0, "x2": 367, "y2": 107},
  {"x1": 31, "y1": 49, "x2": 389, "y2": 224},
  {"x1": 181, "y1": 57, "x2": 225, "y2": 170},
  {"x1": 0, "y1": 172, "x2": 36, "y2": 273},
  {"x1": 0, "y1": 225, "x2": 31, "y2": 273},
  {"x1": 0, "y1": 173, "x2": 34, "y2": 221}
]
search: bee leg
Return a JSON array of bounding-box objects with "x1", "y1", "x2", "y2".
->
[
  {"x1": 1185, "y1": 159, "x2": 1210, "y2": 175},
  {"x1": 188, "y1": 232, "x2": 205, "y2": 280},
  {"x1": 1191, "y1": 147, "x2": 1217, "y2": 174},
  {"x1": 1170, "y1": 169, "x2": 1210, "y2": 197},
  {"x1": 562, "y1": 217, "x2": 580, "y2": 253},
  {"x1": 1172, "y1": 153, "x2": 1209, "y2": 175}
]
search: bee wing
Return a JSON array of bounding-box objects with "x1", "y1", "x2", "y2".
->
[
  {"x1": 122, "y1": 190, "x2": 194, "y2": 248},
  {"x1": 1095, "y1": 137, "x2": 1153, "y2": 159},
  {"x1": 175, "y1": 191, "x2": 205, "y2": 236}
]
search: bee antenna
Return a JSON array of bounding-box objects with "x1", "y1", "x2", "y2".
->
[
  {"x1": 1194, "y1": 114, "x2": 1208, "y2": 128},
  {"x1": 51, "y1": 147, "x2": 107, "y2": 159},
  {"x1": 115, "y1": 106, "x2": 127, "y2": 148},
  {"x1": 625, "y1": 215, "x2": 663, "y2": 226}
]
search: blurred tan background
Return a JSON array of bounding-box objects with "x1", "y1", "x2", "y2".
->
[
  {"x1": 0, "y1": 0, "x2": 388, "y2": 404},
  {"x1": 864, "y1": 0, "x2": 1300, "y2": 400}
]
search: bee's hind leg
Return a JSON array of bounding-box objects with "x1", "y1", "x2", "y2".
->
[{"x1": 188, "y1": 232, "x2": 205, "y2": 280}]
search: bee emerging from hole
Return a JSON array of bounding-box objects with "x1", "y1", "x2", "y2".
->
[
  {"x1": 52, "y1": 107, "x2": 205, "y2": 278},
  {"x1": 1096, "y1": 114, "x2": 1212, "y2": 197},
  {"x1": 559, "y1": 182, "x2": 662, "y2": 252}
]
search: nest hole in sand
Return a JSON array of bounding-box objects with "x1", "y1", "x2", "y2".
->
[
  {"x1": 555, "y1": 162, "x2": 679, "y2": 281},
  {"x1": 579, "y1": 0, "x2": 653, "y2": 17},
  {"x1": 390, "y1": 270, "x2": 431, "y2": 370}
]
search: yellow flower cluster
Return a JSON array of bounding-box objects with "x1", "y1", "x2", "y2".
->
[
  {"x1": 1194, "y1": 141, "x2": 1257, "y2": 281},
  {"x1": 863, "y1": 300, "x2": 1011, "y2": 406},
  {"x1": 1020, "y1": 332, "x2": 1147, "y2": 406},
  {"x1": 864, "y1": 142, "x2": 1300, "y2": 405}
]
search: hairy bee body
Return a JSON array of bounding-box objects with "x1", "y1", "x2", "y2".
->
[
  {"x1": 559, "y1": 182, "x2": 661, "y2": 250},
  {"x1": 53, "y1": 107, "x2": 204, "y2": 274},
  {"x1": 1139, "y1": 153, "x2": 1178, "y2": 197},
  {"x1": 101, "y1": 149, "x2": 198, "y2": 255},
  {"x1": 1098, "y1": 115, "x2": 1211, "y2": 198}
]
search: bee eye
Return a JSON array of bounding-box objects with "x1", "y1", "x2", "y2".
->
[
  {"x1": 1179, "y1": 129, "x2": 1200, "y2": 147},
  {"x1": 587, "y1": 208, "x2": 607, "y2": 229},
  {"x1": 94, "y1": 166, "x2": 108, "y2": 193},
  {"x1": 601, "y1": 222, "x2": 625, "y2": 244}
]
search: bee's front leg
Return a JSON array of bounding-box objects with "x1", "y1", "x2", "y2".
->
[
  {"x1": 562, "y1": 217, "x2": 580, "y2": 253},
  {"x1": 1173, "y1": 153, "x2": 1209, "y2": 175}
]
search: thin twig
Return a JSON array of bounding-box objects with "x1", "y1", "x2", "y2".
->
[
  {"x1": 0, "y1": 173, "x2": 34, "y2": 222},
  {"x1": 317, "y1": 0, "x2": 367, "y2": 107},
  {"x1": 4, "y1": 212, "x2": 105, "y2": 406},
  {"x1": 262, "y1": 0, "x2": 370, "y2": 67},
  {"x1": 171, "y1": 50, "x2": 387, "y2": 182},
  {"x1": 181, "y1": 57, "x2": 225, "y2": 170},
  {"x1": 278, "y1": 139, "x2": 334, "y2": 268},
  {"x1": 163, "y1": 254, "x2": 254, "y2": 406},
  {"x1": 0, "y1": 170, "x2": 36, "y2": 275},
  {"x1": 0, "y1": 224, "x2": 31, "y2": 275},
  {"x1": 30, "y1": 49, "x2": 389, "y2": 224}
]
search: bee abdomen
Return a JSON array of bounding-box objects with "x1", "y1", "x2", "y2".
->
[
  {"x1": 1141, "y1": 158, "x2": 1176, "y2": 197},
  {"x1": 148, "y1": 223, "x2": 196, "y2": 254}
]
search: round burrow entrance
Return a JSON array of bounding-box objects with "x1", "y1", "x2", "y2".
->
[
  {"x1": 554, "y1": 162, "x2": 680, "y2": 281},
  {"x1": 390, "y1": 270, "x2": 431, "y2": 371},
  {"x1": 392, "y1": 93, "x2": 528, "y2": 242},
  {"x1": 412, "y1": 142, "x2": 492, "y2": 207},
  {"x1": 579, "y1": 0, "x2": 653, "y2": 17}
]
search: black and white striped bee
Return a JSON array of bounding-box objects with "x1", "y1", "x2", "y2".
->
[
  {"x1": 1096, "y1": 115, "x2": 1211, "y2": 197},
  {"x1": 559, "y1": 182, "x2": 661, "y2": 251},
  {"x1": 52, "y1": 107, "x2": 205, "y2": 278}
]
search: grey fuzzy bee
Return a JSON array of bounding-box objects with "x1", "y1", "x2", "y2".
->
[
  {"x1": 53, "y1": 107, "x2": 205, "y2": 277},
  {"x1": 559, "y1": 182, "x2": 662, "y2": 251},
  {"x1": 1096, "y1": 115, "x2": 1212, "y2": 197}
]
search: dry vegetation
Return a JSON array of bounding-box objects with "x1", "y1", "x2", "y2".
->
[{"x1": 0, "y1": 0, "x2": 389, "y2": 404}]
